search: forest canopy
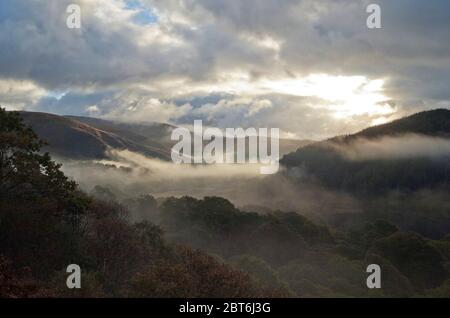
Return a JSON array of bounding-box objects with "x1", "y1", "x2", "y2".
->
[{"x1": 1, "y1": 107, "x2": 450, "y2": 298}]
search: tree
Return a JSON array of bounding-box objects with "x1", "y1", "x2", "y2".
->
[
  {"x1": 371, "y1": 232, "x2": 447, "y2": 290},
  {"x1": 0, "y1": 108, "x2": 88, "y2": 278},
  {"x1": 0, "y1": 108, "x2": 77, "y2": 210}
]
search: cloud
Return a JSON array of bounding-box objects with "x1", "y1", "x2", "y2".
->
[
  {"x1": 333, "y1": 134, "x2": 450, "y2": 161},
  {"x1": 86, "y1": 104, "x2": 100, "y2": 115},
  {"x1": 0, "y1": 0, "x2": 449, "y2": 138},
  {"x1": 103, "y1": 92, "x2": 193, "y2": 123},
  {"x1": 0, "y1": 79, "x2": 47, "y2": 110},
  {"x1": 189, "y1": 97, "x2": 272, "y2": 125},
  {"x1": 59, "y1": 148, "x2": 361, "y2": 216}
]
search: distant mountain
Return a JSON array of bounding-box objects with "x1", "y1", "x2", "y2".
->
[
  {"x1": 18, "y1": 111, "x2": 310, "y2": 162},
  {"x1": 19, "y1": 112, "x2": 173, "y2": 160},
  {"x1": 66, "y1": 115, "x2": 175, "y2": 148},
  {"x1": 281, "y1": 109, "x2": 450, "y2": 193}
]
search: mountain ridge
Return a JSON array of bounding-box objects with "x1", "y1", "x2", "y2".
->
[
  {"x1": 281, "y1": 108, "x2": 450, "y2": 193},
  {"x1": 330, "y1": 108, "x2": 450, "y2": 143},
  {"x1": 19, "y1": 111, "x2": 173, "y2": 160},
  {"x1": 17, "y1": 111, "x2": 311, "y2": 162}
]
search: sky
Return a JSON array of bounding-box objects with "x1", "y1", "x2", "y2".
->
[{"x1": 0, "y1": 0, "x2": 449, "y2": 140}]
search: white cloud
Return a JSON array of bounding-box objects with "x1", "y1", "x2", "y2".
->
[
  {"x1": 0, "y1": 0, "x2": 449, "y2": 138},
  {"x1": 103, "y1": 93, "x2": 192, "y2": 123},
  {"x1": 0, "y1": 79, "x2": 46, "y2": 110},
  {"x1": 86, "y1": 104, "x2": 100, "y2": 115}
]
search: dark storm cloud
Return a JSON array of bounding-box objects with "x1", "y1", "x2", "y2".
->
[{"x1": 0, "y1": 0, "x2": 449, "y2": 138}]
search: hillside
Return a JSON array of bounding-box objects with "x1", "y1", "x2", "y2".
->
[
  {"x1": 348, "y1": 108, "x2": 450, "y2": 140},
  {"x1": 19, "y1": 112, "x2": 173, "y2": 160},
  {"x1": 66, "y1": 115, "x2": 175, "y2": 152},
  {"x1": 281, "y1": 109, "x2": 450, "y2": 193},
  {"x1": 18, "y1": 111, "x2": 310, "y2": 162},
  {"x1": 3, "y1": 108, "x2": 450, "y2": 298}
]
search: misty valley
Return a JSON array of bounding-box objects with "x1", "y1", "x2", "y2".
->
[{"x1": 2, "y1": 108, "x2": 450, "y2": 298}]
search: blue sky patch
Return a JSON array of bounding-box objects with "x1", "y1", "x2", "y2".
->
[{"x1": 124, "y1": 0, "x2": 158, "y2": 25}]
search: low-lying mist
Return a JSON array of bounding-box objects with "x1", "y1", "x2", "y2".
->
[
  {"x1": 57, "y1": 132, "x2": 450, "y2": 236},
  {"x1": 332, "y1": 134, "x2": 450, "y2": 160},
  {"x1": 58, "y1": 148, "x2": 362, "y2": 220}
]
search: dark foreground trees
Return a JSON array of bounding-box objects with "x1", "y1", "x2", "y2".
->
[{"x1": 0, "y1": 108, "x2": 281, "y2": 297}]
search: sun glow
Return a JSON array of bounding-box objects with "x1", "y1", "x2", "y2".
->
[
  {"x1": 260, "y1": 74, "x2": 394, "y2": 118},
  {"x1": 186, "y1": 73, "x2": 394, "y2": 119}
]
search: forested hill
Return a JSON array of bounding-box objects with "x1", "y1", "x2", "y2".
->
[
  {"x1": 339, "y1": 108, "x2": 450, "y2": 141},
  {"x1": 281, "y1": 109, "x2": 450, "y2": 193}
]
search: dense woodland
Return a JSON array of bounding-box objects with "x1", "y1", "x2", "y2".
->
[
  {"x1": 282, "y1": 109, "x2": 450, "y2": 193},
  {"x1": 2, "y1": 107, "x2": 450, "y2": 297}
]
